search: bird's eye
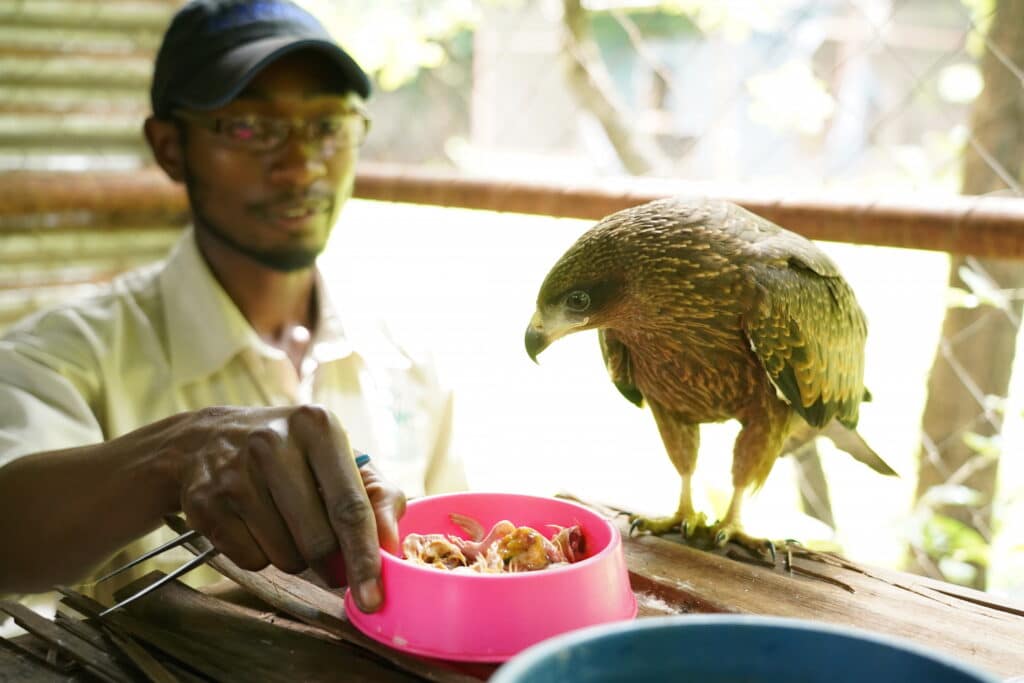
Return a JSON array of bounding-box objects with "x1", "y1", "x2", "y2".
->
[{"x1": 565, "y1": 290, "x2": 591, "y2": 312}]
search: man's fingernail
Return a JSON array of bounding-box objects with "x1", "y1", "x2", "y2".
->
[{"x1": 358, "y1": 578, "x2": 382, "y2": 610}]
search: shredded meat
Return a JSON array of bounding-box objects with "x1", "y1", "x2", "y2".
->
[{"x1": 401, "y1": 513, "x2": 586, "y2": 573}]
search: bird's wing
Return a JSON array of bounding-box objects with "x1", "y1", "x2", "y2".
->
[
  {"x1": 599, "y1": 329, "x2": 644, "y2": 407},
  {"x1": 742, "y1": 229, "x2": 868, "y2": 430}
]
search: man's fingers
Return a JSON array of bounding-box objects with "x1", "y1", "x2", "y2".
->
[
  {"x1": 361, "y1": 465, "x2": 404, "y2": 555},
  {"x1": 181, "y1": 499, "x2": 268, "y2": 572},
  {"x1": 247, "y1": 422, "x2": 341, "y2": 584},
  {"x1": 292, "y1": 407, "x2": 383, "y2": 612},
  {"x1": 233, "y1": 447, "x2": 306, "y2": 574}
]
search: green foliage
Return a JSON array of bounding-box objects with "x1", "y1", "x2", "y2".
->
[
  {"x1": 589, "y1": 8, "x2": 698, "y2": 44},
  {"x1": 962, "y1": 431, "x2": 1003, "y2": 460},
  {"x1": 296, "y1": 0, "x2": 524, "y2": 91},
  {"x1": 947, "y1": 265, "x2": 1013, "y2": 311},
  {"x1": 905, "y1": 403, "x2": 1019, "y2": 587},
  {"x1": 960, "y1": 0, "x2": 997, "y2": 58},
  {"x1": 656, "y1": 0, "x2": 807, "y2": 41},
  {"x1": 908, "y1": 484, "x2": 993, "y2": 585}
]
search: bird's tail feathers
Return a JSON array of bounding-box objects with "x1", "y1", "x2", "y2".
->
[{"x1": 784, "y1": 420, "x2": 898, "y2": 477}]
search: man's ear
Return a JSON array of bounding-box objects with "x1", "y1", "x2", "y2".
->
[{"x1": 143, "y1": 116, "x2": 187, "y2": 182}]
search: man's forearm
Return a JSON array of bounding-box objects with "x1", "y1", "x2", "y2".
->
[{"x1": 0, "y1": 427, "x2": 179, "y2": 593}]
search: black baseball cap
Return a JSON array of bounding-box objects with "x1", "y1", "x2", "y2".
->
[{"x1": 151, "y1": 0, "x2": 371, "y2": 118}]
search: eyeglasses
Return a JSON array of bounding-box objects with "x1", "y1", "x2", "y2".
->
[{"x1": 173, "y1": 103, "x2": 371, "y2": 154}]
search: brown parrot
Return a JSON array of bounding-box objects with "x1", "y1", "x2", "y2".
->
[{"x1": 524, "y1": 197, "x2": 896, "y2": 558}]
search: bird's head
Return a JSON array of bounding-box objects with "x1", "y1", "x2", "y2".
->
[{"x1": 525, "y1": 220, "x2": 629, "y2": 362}]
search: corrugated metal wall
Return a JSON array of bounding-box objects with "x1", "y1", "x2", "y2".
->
[{"x1": 0, "y1": 0, "x2": 185, "y2": 330}]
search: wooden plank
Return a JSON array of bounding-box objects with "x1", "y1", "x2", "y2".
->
[
  {"x1": 102, "y1": 573, "x2": 431, "y2": 683},
  {"x1": 161, "y1": 515, "x2": 489, "y2": 683},
  {"x1": 56, "y1": 592, "x2": 219, "y2": 683},
  {"x1": 0, "y1": 602, "x2": 135, "y2": 683},
  {"x1": 0, "y1": 634, "x2": 83, "y2": 682},
  {"x1": 615, "y1": 519, "x2": 1024, "y2": 680},
  {"x1": 53, "y1": 608, "x2": 185, "y2": 683}
]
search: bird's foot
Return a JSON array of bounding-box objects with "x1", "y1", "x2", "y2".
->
[
  {"x1": 628, "y1": 513, "x2": 683, "y2": 537},
  {"x1": 711, "y1": 522, "x2": 777, "y2": 564},
  {"x1": 679, "y1": 510, "x2": 711, "y2": 543},
  {"x1": 630, "y1": 511, "x2": 717, "y2": 548}
]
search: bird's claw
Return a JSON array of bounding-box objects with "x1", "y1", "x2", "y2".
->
[
  {"x1": 628, "y1": 513, "x2": 682, "y2": 537},
  {"x1": 628, "y1": 518, "x2": 643, "y2": 537},
  {"x1": 711, "y1": 523, "x2": 778, "y2": 564}
]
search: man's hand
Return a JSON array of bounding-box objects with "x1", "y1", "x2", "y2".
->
[{"x1": 161, "y1": 404, "x2": 404, "y2": 612}]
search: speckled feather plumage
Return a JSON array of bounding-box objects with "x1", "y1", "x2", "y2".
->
[{"x1": 534, "y1": 197, "x2": 871, "y2": 491}]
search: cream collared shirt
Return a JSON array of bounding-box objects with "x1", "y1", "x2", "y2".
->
[{"x1": 0, "y1": 228, "x2": 465, "y2": 603}]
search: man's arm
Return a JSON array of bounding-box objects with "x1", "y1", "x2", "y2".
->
[
  {"x1": 0, "y1": 430, "x2": 178, "y2": 592},
  {"x1": 0, "y1": 405, "x2": 403, "y2": 612}
]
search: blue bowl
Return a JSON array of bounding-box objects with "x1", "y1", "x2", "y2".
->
[{"x1": 491, "y1": 615, "x2": 1000, "y2": 683}]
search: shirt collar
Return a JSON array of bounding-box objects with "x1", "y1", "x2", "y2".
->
[{"x1": 160, "y1": 228, "x2": 409, "y2": 386}]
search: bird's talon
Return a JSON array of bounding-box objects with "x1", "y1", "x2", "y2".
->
[
  {"x1": 715, "y1": 530, "x2": 728, "y2": 546},
  {"x1": 766, "y1": 541, "x2": 777, "y2": 564}
]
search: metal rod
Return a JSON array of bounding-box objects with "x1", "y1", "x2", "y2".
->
[
  {"x1": 93, "y1": 530, "x2": 199, "y2": 585},
  {"x1": 98, "y1": 547, "x2": 216, "y2": 617}
]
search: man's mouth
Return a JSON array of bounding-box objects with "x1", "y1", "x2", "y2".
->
[{"x1": 265, "y1": 198, "x2": 332, "y2": 229}]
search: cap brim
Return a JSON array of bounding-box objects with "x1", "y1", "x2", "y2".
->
[{"x1": 174, "y1": 36, "x2": 371, "y2": 111}]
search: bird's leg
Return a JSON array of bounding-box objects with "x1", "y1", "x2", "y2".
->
[
  {"x1": 711, "y1": 402, "x2": 793, "y2": 562},
  {"x1": 630, "y1": 405, "x2": 709, "y2": 539}
]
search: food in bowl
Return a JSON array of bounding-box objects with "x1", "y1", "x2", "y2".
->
[{"x1": 401, "y1": 512, "x2": 586, "y2": 573}]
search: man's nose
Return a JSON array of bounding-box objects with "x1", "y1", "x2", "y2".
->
[{"x1": 268, "y1": 136, "x2": 328, "y2": 186}]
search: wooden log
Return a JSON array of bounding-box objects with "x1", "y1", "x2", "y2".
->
[
  {"x1": 0, "y1": 173, "x2": 186, "y2": 226},
  {"x1": 354, "y1": 163, "x2": 1024, "y2": 258},
  {"x1": 614, "y1": 519, "x2": 1024, "y2": 680},
  {"x1": 2, "y1": 167, "x2": 1023, "y2": 258}
]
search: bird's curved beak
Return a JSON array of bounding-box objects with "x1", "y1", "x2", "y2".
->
[{"x1": 525, "y1": 312, "x2": 549, "y2": 363}]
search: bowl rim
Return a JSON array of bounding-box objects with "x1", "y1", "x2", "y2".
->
[
  {"x1": 490, "y1": 614, "x2": 1002, "y2": 683},
  {"x1": 383, "y1": 491, "x2": 622, "y2": 581}
]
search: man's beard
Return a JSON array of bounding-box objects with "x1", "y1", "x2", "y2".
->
[{"x1": 183, "y1": 170, "x2": 326, "y2": 273}]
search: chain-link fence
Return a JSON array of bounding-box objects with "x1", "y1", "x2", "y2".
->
[{"x1": 1, "y1": 0, "x2": 1022, "y2": 599}]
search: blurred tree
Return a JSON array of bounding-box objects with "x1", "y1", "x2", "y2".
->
[
  {"x1": 907, "y1": 0, "x2": 1023, "y2": 588},
  {"x1": 560, "y1": 0, "x2": 670, "y2": 175}
]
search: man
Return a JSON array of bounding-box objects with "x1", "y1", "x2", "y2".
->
[{"x1": 0, "y1": 0, "x2": 465, "y2": 613}]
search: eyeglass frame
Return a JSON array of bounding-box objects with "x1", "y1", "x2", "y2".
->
[{"x1": 171, "y1": 100, "x2": 372, "y2": 154}]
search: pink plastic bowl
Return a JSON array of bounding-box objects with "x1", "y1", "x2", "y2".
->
[{"x1": 342, "y1": 492, "x2": 637, "y2": 662}]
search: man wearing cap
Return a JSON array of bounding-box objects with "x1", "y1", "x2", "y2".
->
[{"x1": 0, "y1": 0, "x2": 466, "y2": 613}]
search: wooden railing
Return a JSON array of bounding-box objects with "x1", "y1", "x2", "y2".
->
[{"x1": 2, "y1": 164, "x2": 1024, "y2": 259}]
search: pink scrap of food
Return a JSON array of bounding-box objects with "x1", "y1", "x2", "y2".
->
[{"x1": 401, "y1": 513, "x2": 587, "y2": 573}]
